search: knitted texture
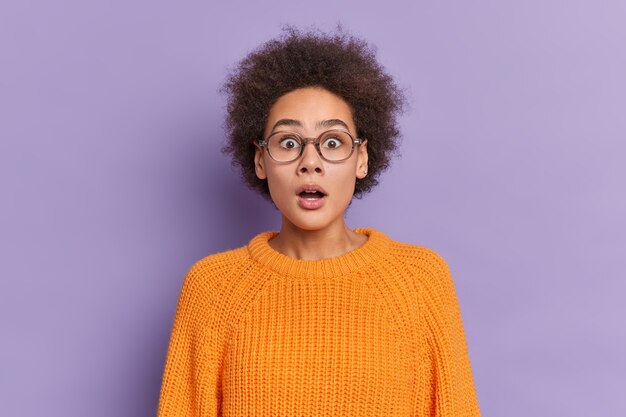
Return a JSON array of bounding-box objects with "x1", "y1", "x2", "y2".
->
[{"x1": 157, "y1": 227, "x2": 481, "y2": 417}]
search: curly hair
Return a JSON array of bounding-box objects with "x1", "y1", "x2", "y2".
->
[{"x1": 220, "y1": 25, "x2": 407, "y2": 201}]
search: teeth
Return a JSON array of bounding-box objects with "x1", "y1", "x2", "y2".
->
[{"x1": 300, "y1": 189, "x2": 324, "y2": 199}]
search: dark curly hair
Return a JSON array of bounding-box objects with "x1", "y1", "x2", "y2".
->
[{"x1": 220, "y1": 25, "x2": 407, "y2": 202}]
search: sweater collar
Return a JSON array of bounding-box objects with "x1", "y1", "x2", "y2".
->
[{"x1": 247, "y1": 227, "x2": 392, "y2": 278}]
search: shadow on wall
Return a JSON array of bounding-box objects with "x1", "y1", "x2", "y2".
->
[
  {"x1": 172, "y1": 127, "x2": 279, "y2": 254},
  {"x1": 147, "y1": 128, "x2": 277, "y2": 415},
  {"x1": 210, "y1": 144, "x2": 279, "y2": 250}
]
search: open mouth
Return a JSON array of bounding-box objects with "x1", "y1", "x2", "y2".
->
[
  {"x1": 295, "y1": 184, "x2": 328, "y2": 210},
  {"x1": 298, "y1": 190, "x2": 326, "y2": 200},
  {"x1": 296, "y1": 189, "x2": 327, "y2": 210}
]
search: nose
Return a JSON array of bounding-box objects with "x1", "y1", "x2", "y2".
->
[{"x1": 297, "y1": 141, "x2": 324, "y2": 175}]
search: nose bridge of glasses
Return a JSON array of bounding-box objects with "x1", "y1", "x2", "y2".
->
[
  {"x1": 299, "y1": 136, "x2": 323, "y2": 159},
  {"x1": 300, "y1": 135, "x2": 321, "y2": 145}
]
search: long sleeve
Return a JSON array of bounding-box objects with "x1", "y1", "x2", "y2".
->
[
  {"x1": 156, "y1": 262, "x2": 225, "y2": 417},
  {"x1": 414, "y1": 250, "x2": 481, "y2": 417},
  {"x1": 156, "y1": 228, "x2": 480, "y2": 416}
]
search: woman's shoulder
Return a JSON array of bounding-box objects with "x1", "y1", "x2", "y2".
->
[
  {"x1": 191, "y1": 244, "x2": 250, "y2": 273},
  {"x1": 180, "y1": 245, "x2": 251, "y2": 296},
  {"x1": 383, "y1": 235, "x2": 456, "y2": 295},
  {"x1": 386, "y1": 235, "x2": 451, "y2": 273}
]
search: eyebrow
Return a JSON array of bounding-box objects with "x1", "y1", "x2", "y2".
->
[{"x1": 270, "y1": 118, "x2": 351, "y2": 132}]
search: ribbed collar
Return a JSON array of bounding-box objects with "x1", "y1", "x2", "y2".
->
[{"x1": 247, "y1": 227, "x2": 392, "y2": 278}]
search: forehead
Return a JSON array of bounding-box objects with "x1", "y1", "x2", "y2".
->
[{"x1": 264, "y1": 87, "x2": 356, "y2": 135}]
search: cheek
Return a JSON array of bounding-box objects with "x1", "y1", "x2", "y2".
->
[
  {"x1": 327, "y1": 166, "x2": 358, "y2": 196},
  {"x1": 265, "y1": 168, "x2": 292, "y2": 202}
]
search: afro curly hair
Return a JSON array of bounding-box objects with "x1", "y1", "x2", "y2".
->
[{"x1": 220, "y1": 25, "x2": 407, "y2": 202}]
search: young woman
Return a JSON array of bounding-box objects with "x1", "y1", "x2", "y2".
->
[{"x1": 157, "y1": 27, "x2": 481, "y2": 417}]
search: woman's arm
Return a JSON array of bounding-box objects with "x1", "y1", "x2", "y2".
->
[
  {"x1": 157, "y1": 262, "x2": 225, "y2": 417},
  {"x1": 414, "y1": 249, "x2": 482, "y2": 417}
]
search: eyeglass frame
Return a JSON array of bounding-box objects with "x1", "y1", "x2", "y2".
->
[{"x1": 256, "y1": 129, "x2": 366, "y2": 163}]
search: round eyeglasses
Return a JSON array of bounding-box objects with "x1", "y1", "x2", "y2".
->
[{"x1": 257, "y1": 129, "x2": 365, "y2": 163}]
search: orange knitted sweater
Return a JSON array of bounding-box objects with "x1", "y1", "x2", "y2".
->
[{"x1": 157, "y1": 227, "x2": 481, "y2": 416}]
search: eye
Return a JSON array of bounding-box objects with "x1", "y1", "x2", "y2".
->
[
  {"x1": 279, "y1": 136, "x2": 301, "y2": 149},
  {"x1": 322, "y1": 136, "x2": 343, "y2": 149}
]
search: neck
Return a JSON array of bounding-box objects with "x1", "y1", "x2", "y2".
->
[{"x1": 268, "y1": 216, "x2": 368, "y2": 261}]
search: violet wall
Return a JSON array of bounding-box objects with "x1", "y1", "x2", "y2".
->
[{"x1": 1, "y1": 1, "x2": 625, "y2": 416}]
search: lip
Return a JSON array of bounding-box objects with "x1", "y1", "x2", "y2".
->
[
  {"x1": 295, "y1": 183, "x2": 328, "y2": 196},
  {"x1": 296, "y1": 183, "x2": 327, "y2": 210}
]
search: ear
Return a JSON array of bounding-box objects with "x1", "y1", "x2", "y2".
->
[
  {"x1": 355, "y1": 139, "x2": 369, "y2": 180},
  {"x1": 254, "y1": 141, "x2": 268, "y2": 180}
]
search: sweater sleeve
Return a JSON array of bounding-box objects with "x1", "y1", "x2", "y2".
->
[
  {"x1": 414, "y1": 249, "x2": 481, "y2": 417},
  {"x1": 156, "y1": 261, "x2": 225, "y2": 417}
]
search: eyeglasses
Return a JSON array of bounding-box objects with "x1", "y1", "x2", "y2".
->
[{"x1": 257, "y1": 129, "x2": 365, "y2": 163}]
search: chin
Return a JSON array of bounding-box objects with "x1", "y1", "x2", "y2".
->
[
  {"x1": 287, "y1": 217, "x2": 332, "y2": 232},
  {"x1": 281, "y1": 210, "x2": 339, "y2": 232}
]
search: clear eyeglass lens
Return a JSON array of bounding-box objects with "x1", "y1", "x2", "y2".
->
[{"x1": 268, "y1": 131, "x2": 354, "y2": 162}]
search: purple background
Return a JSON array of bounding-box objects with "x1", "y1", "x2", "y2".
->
[{"x1": 1, "y1": 1, "x2": 625, "y2": 416}]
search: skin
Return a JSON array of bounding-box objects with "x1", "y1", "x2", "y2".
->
[{"x1": 253, "y1": 86, "x2": 369, "y2": 261}]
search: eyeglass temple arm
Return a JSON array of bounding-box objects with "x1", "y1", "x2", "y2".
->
[{"x1": 258, "y1": 137, "x2": 364, "y2": 146}]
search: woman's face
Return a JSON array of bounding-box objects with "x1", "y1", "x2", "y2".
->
[{"x1": 254, "y1": 86, "x2": 368, "y2": 232}]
